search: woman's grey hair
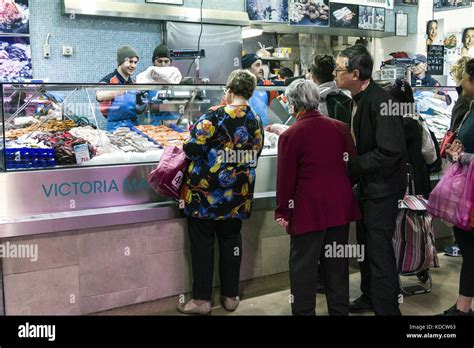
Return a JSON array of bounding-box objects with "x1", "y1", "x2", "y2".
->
[{"x1": 285, "y1": 79, "x2": 320, "y2": 113}]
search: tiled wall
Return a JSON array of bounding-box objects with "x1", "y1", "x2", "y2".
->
[{"x1": 29, "y1": 0, "x2": 244, "y2": 83}]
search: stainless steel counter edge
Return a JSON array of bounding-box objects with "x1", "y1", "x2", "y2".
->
[{"x1": 0, "y1": 193, "x2": 276, "y2": 239}]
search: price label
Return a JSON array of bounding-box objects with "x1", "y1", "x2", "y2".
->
[{"x1": 74, "y1": 144, "x2": 91, "y2": 164}]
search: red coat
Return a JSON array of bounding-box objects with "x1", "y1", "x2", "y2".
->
[{"x1": 275, "y1": 110, "x2": 361, "y2": 235}]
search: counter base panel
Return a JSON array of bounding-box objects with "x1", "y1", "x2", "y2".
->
[
  {"x1": 1, "y1": 209, "x2": 290, "y2": 315},
  {"x1": 0, "y1": 206, "x2": 453, "y2": 315}
]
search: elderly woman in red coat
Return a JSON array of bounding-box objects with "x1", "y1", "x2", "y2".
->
[{"x1": 275, "y1": 79, "x2": 360, "y2": 316}]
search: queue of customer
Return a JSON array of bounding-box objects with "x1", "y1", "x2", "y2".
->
[{"x1": 96, "y1": 43, "x2": 473, "y2": 317}]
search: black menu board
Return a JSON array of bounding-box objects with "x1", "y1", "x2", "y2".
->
[{"x1": 427, "y1": 45, "x2": 444, "y2": 76}]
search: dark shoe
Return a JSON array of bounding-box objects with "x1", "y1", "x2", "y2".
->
[
  {"x1": 220, "y1": 296, "x2": 240, "y2": 312},
  {"x1": 444, "y1": 244, "x2": 461, "y2": 257},
  {"x1": 439, "y1": 304, "x2": 473, "y2": 316},
  {"x1": 316, "y1": 285, "x2": 325, "y2": 294},
  {"x1": 349, "y1": 295, "x2": 374, "y2": 314}
]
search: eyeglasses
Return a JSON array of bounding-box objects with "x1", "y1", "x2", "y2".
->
[
  {"x1": 155, "y1": 59, "x2": 171, "y2": 64},
  {"x1": 334, "y1": 69, "x2": 349, "y2": 76}
]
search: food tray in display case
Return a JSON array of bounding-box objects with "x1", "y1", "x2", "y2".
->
[{"x1": 0, "y1": 83, "x2": 289, "y2": 172}]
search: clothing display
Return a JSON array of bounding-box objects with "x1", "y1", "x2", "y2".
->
[{"x1": 415, "y1": 90, "x2": 455, "y2": 141}]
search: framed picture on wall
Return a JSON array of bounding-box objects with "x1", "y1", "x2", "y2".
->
[
  {"x1": 0, "y1": 0, "x2": 30, "y2": 35},
  {"x1": 0, "y1": 36, "x2": 32, "y2": 81},
  {"x1": 289, "y1": 0, "x2": 329, "y2": 27},
  {"x1": 426, "y1": 19, "x2": 444, "y2": 47},
  {"x1": 358, "y1": 6, "x2": 385, "y2": 32},
  {"x1": 145, "y1": 0, "x2": 184, "y2": 5},
  {"x1": 395, "y1": 12, "x2": 408, "y2": 37},
  {"x1": 394, "y1": 0, "x2": 418, "y2": 5},
  {"x1": 433, "y1": 0, "x2": 472, "y2": 12},
  {"x1": 247, "y1": 0, "x2": 289, "y2": 23},
  {"x1": 330, "y1": 2, "x2": 359, "y2": 29}
]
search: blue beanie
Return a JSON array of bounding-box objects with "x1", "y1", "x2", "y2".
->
[{"x1": 242, "y1": 53, "x2": 261, "y2": 69}]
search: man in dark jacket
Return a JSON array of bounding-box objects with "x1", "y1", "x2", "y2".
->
[{"x1": 335, "y1": 44, "x2": 407, "y2": 316}]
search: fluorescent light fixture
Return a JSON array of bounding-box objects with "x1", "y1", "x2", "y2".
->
[{"x1": 242, "y1": 27, "x2": 263, "y2": 39}]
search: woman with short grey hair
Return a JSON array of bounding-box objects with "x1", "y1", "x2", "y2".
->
[
  {"x1": 275, "y1": 79, "x2": 360, "y2": 316},
  {"x1": 285, "y1": 79, "x2": 320, "y2": 113}
]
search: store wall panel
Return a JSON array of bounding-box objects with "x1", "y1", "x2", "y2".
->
[
  {"x1": 78, "y1": 224, "x2": 147, "y2": 297},
  {"x1": 2, "y1": 231, "x2": 78, "y2": 276},
  {"x1": 250, "y1": 211, "x2": 283, "y2": 239},
  {"x1": 146, "y1": 250, "x2": 192, "y2": 300},
  {"x1": 4, "y1": 266, "x2": 80, "y2": 315},
  {"x1": 241, "y1": 220, "x2": 262, "y2": 279},
  {"x1": 146, "y1": 219, "x2": 188, "y2": 254},
  {"x1": 261, "y1": 235, "x2": 290, "y2": 277},
  {"x1": 80, "y1": 287, "x2": 148, "y2": 314},
  {"x1": 29, "y1": 0, "x2": 162, "y2": 83},
  {"x1": 29, "y1": 0, "x2": 244, "y2": 83}
]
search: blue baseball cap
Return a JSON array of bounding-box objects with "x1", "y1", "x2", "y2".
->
[{"x1": 413, "y1": 54, "x2": 427, "y2": 64}]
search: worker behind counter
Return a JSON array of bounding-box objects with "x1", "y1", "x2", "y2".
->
[
  {"x1": 137, "y1": 45, "x2": 183, "y2": 126},
  {"x1": 241, "y1": 53, "x2": 279, "y2": 126},
  {"x1": 411, "y1": 54, "x2": 452, "y2": 105},
  {"x1": 96, "y1": 45, "x2": 147, "y2": 131}
]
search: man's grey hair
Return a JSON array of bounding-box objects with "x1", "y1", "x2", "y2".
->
[{"x1": 285, "y1": 79, "x2": 320, "y2": 113}]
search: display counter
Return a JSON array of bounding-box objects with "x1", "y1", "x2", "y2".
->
[{"x1": 0, "y1": 83, "x2": 287, "y2": 315}]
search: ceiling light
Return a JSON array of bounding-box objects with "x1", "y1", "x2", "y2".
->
[{"x1": 242, "y1": 27, "x2": 263, "y2": 39}]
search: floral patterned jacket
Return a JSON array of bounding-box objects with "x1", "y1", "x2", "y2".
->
[{"x1": 181, "y1": 105, "x2": 264, "y2": 220}]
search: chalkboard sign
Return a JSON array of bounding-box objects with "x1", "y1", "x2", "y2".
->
[{"x1": 427, "y1": 45, "x2": 444, "y2": 76}]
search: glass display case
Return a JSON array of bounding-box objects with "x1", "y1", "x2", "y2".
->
[
  {"x1": 1, "y1": 83, "x2": 290, "y2": 171},
  {"x1": 0, "y1": 83, "x2": 288, "y2": 230}
]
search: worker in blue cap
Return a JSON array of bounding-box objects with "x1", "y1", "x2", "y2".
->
[
  {"x1": 411, "y1": 54, "x2": 441, "y2": 87},
  {"x1": 411, "y1": 53, "x2": 452, "y2": 105}
]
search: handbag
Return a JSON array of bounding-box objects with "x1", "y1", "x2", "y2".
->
[
  {"x1": 439, "y1": 130, "x2": 456, "y2": 159},
  {"x1": 427, "y1": 162, "x2": 471, "y2": 230},
  {"x1": 456, "y1": 161, "x2": 474, "y2": 230},
  {"x1": 441, "y1": 106, "x2": 472, "y2": 158},
  {"x1": 148, "y1": 146, "x2": 188, "y2": 199}
]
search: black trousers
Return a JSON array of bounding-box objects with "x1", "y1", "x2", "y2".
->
[
  {"x1": 186, "y1": 217, "x2": 242, "y2": 301},
  {"x1": 453, "y1": 227, "x2": 474, "y2": 297},
  {"x1": 356, "y1": 194, "x2": 402, "y2": 316},
  {"x1": 289, "y1": 224, "x2": 350, "y2": 316}
]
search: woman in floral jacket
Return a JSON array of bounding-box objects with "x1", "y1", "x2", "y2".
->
[{"x1": 177, "y1": 70, "x2": 264, "y2": 315}]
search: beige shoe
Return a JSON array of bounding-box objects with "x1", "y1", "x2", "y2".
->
[
  {"x1": 177, "y1": 299, "x2": 212, "y2": 315},
  {"x1": 221, "y1": 296, "x2": 240, "y2": 312}
]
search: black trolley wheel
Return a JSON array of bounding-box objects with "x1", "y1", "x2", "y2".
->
[{"x1": 416, "y1": 270, "x2": 430, "y2": 283}]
